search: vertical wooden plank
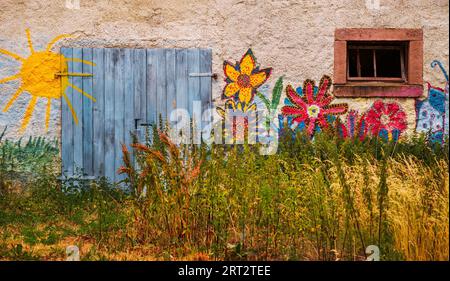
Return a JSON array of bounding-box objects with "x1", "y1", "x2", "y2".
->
[
  {"x1": 114, "y1": 49, "x2": 125, "y2": 183},
  {"x1": 156, "y1": 49, "x2": 167, "y2": 129},
  {"x1": 199, "y1": 49, "x2": 212, "y2": 131},
  {"x1": 187, "y1": 49, "x2": 200, "y2": 115},
  {"x1": 123, "y1": 49, "x2": 134, "y2": 180},
  {"x1": 93, "y1": 48, "x2": 105, "y2": 178},
  {"x1": 61, "y1": 47, "x2": 73, "y2": 176},
  {"x1": 187, "y1": 49, "x2": 200, "y2": 143},
  {"x1": 175, "y1": 49, "x2": 188, "y2": 143},
  {"x1": 72, "y1": 48, "x2": 84, "y2": 175},
  {"x1": 166, "y1": 49, "x2": 176, "y2": 129},
  {"x1": 104, "y1": 48, "x2": 116, "y2": 182},
  {"x1": 175, "y1": 49, "x2": 188, "y2": 112},
  {"x1": 133, "y1": 49, "x2": 147, "y2": 122},
  {"x1": 82, "y1": 48, "x2": 94, "y2": 177},
  {"x1": 124, "y1": 49, "x2": 134, "y2": 146},
  {"x1": 147, "y1": 49, "x2": 158, "y2": 131}
]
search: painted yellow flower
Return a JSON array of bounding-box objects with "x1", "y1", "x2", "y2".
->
[{"x1": 222, "y1": 49, "x2": 272, "y2": 105}]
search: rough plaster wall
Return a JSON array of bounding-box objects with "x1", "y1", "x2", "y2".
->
[{"x1": 0, "y1": 0, "x2": 448, "y2": 139}]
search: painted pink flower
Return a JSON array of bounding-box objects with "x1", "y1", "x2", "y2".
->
[
  {"x1": 281, "y1": 75, "x2": 348, "y2": 136},
  {"x1": 365, "y1": 100, "x2": 407, "y2": 140}
]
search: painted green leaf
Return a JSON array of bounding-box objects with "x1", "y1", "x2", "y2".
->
[
  {"x1": 271, "y1": 76, "x2": 284, "y2": 112},
  {"x1": 256, "y1": 91, "x2": 271, "y2": 111}
]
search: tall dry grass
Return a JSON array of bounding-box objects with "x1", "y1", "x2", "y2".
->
[
  {"x1": 387, "y1": 156, "x2": 448, "y2": 260},
  {"x1": 114, "y1": 128, "x2": 449, "y2": 261},
  {"x1": 1, "y1": 129, "x2": 448, "y2": 261}
]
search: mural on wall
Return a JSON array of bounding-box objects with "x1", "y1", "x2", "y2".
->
[
  {"x1": 365, "y1": 100, "x2": 407, "y2": 141},
  {"x1": 255, "y1": 76, "x2": 283, "y2": 128},
  {"x1": 216, "y1": 98, "x2": 257, "y2": 118},
  {"x1": 216, "y1": 99, "x2": 257, "y2": 140},
  {"x1": 0, "y1": 29, "x2": 95, "y2": 133},
  {"x1": 216, "y1": 49, "x2": 272, "y2": 141},
  {"x1": 220, "y1": 48, "x2": 272, "y2": 107},
  {"x1": 415, "y1": 60, "x2": 449, "y2": 143},
  {"x1": 336, "y1": 110, "x2": 368, "y2": 141},
  {"x1": 280, "y1": 75, "x2": 348, "y2": 137}
]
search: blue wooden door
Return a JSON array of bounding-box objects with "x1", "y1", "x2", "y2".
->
[{"x1": 61, "y1": 48, "x2": 212, "y2": 182}]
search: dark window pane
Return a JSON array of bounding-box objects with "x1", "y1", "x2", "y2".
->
[
  {"x1": 348, "y1": 49, "x2": 358, "y2": 77},
  {"x1": 376, "y1": 49, "x2": 402, "y2": 78},
  {"x1": 360, "y1": 49, "x2": 374, "y2": 77}
]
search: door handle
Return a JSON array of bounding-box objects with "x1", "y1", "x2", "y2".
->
[
  {"x1": 134, "y1": 119, "x2": 140, "y2": 130},
  {"x1": 134, "y1": 118, "x2": 152, "y2": 130}
]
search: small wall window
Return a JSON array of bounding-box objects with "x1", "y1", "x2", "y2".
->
[
  {"x1": 334, "y1": 28, "x2": 423, "y2": 98},
  {"x1": 348, "y1": 42, "x2": 407, "y2": 82}
]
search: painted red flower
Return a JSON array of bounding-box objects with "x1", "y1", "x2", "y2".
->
[
  {"x1": 365, "y1": 100, "x2": 407, "y2": 140},
  {"x1": 281, "y1": 75, "x2": 348, "y2": 136}
]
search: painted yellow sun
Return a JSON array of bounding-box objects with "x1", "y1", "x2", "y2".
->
[{"x1": 0, "y1": 29, "x2": 96, "y2": 133}]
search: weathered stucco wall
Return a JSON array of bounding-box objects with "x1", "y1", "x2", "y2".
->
[{"x1": 0, "y1": 0, "x2": 448, "y2": 139}]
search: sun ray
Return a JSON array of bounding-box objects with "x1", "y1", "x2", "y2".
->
[
  {"x1": 68, "y1": 83, "x2": 97, "y2": 102},
  {"x1": 20, "y1": 96, "x2": 38, "y2": 133},
  {"x1": 45, "y1": 98, "x2": 52, "y2": 132},
  {"x1": 25, "y1": 29, "x2": 34, "y2": 54},
  {"x1": 0, "y1": 29, "x2": 96, "y2": 133},
  {"x1": 62, "y1": 92, "x2": 79, "y2": 125},
  {"x1": 46, "y1": 34, "x2": 72, "y2": 52},
  {"x1": 3, "y1": 88, "x2": 24, "y2": 112},
  {"x1": 0, "y1": 48, "x2": 25, "y2": 61},
  {"x1": 65, "y1": 58, "x2": 96, "y2": 66},
  {"x1": 0, "y1": 74, "x2": 20, "y2": 84}
]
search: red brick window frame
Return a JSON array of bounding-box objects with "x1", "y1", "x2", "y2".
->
[{"x1": 333, "y1": 28, "x2": 423, "y2": 98}]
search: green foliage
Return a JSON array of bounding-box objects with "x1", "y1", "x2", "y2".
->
[{"x1": 0, "y1": 136, "x2": 58, "y2": 173}]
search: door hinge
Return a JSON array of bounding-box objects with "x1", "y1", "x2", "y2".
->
[
  {"x1": 55, "y1": 72, "x2": 93, "y2": 78},
  {"x1": 189, "y1": 72, "x2": 218, "y2": 80}
]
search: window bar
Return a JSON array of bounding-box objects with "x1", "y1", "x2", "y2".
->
[
  {"x1": 400, "y1": 49, "x2": 406, "y2": 81},
  {"x1": 356, "y1": 48, "x2": 361, "y2": 77},
  {"x1": 346, "y1": 48, "x2": 350, "y2": 79},
  {"x1": 373, "y1": 49, "x2": 377, "y2": 77}
]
